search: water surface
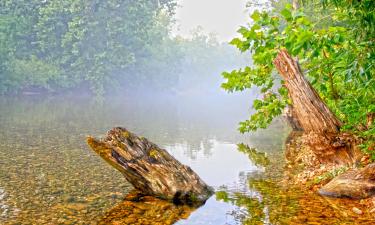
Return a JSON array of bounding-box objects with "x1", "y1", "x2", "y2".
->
[{"x1": 0, "y1": 92, "x2": 373, "y2": 224}]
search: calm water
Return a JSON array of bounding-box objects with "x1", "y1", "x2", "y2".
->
[{"x1": 0, "y1": 91, "x2": 373, "y2": 224}]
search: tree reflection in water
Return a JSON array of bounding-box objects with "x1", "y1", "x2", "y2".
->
[
  {"x1": 215, "y1": 144, "x2": 299, "y2": 224},
  {"x1": 214, "y1": 143, "x2": 375, "y2": 225}
]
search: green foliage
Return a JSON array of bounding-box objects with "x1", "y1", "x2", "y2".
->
[
  {"x1": 0, "y1": 0, "x2": 179, "y2": 95},
  {"x1": 9, "y1": 56, "x2": 62, "y2": 90},
  {"x1": 309, "y1": 166, "x2": 348, "y2": 186},
  {"x1": 222, "y1": 1, "x2": 374, "y2": 153},
  {"x1": 0, "y1": 0, "x2": 244, "y2": 96}
]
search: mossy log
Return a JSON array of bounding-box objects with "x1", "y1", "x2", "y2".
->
[
  {"x1": 274, "y1": 49, "x2": 361, "y2": 165},
  {"x1": 87, "y1": 127, "x2": 213, "y2": 205}
]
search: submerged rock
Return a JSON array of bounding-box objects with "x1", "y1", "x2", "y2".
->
[
  {"x1": 352, "y1": 207, "x2": 363, "y2": 214},
  {"x1": 319, "y1": 163, "x2": 375, "y2": 199}
]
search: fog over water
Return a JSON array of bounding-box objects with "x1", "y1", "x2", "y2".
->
[
  {"x1": 1, "y1": 0, "x2": 374, "y2": 224},
  {"x1": 0, "y1": 0, "x2": 291, "y2": 224},
  {"x1": 0, "y1": 86, "x2": 289, "y2": 224}
]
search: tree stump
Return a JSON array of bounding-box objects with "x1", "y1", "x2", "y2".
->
[
  {"x1": 274, "y1": 49, "x2": 361, "y2": 165},
  {"x1": 87, "y1": 127, "x2": 214, "y2": 205}
]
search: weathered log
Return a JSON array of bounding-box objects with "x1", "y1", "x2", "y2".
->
[
  {"x1": 274, "y1": 49, "x2": 361, "y2": 165},
  {"x1": 319, "y1": 163, "x2": 375, "y2": 199},
  {"x1": 87, "y1": 127, "x2": 213, "y2": 205}
]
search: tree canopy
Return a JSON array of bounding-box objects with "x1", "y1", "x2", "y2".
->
[{"x1": 222, "y1": 0, "x2": 374, "y2": 154}]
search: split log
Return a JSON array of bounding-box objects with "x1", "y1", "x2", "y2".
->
[
  {"x1": 274, "y1": 49, "x2": 361, "y2": 165},
  {"x1": 87, "y1": 127, "x2": 213, "y2": 205}
]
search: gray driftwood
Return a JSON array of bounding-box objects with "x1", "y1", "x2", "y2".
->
[{"x1": 87, "y1": 127, "x2": 213, "y2": 204}]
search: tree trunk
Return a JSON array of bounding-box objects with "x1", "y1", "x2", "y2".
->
[
  {"x1": 87, "y1": 127, "x2": 213, "y2": 205},
  {"x1": 284, "y1": 105, "x2": 303, "y2": 131},
  {"x1": 292, "y1": 0, "x2": 300, "y2": 10},
  {"x1": 274, "y1": 49, "x2": 361, "y2": 165}
]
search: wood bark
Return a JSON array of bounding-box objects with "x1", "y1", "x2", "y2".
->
[
  {"x1": 87, "y1": 127, "x2": 213, "y2": 205},
  {"x1": 284, "y1": 105, "x2": 303, "y2": 131},
  {"x1": 274, "y1": 49, "x2": 361, "y2": 165},
  {"x1": 274, "y1": 50, "x2": 341, "y2": 133},
  {"x1": 292, "y1": 0, "x2": 300, "y2": 10}
]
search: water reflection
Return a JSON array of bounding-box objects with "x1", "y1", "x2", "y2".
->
[
  {"x1": 2, "y1": 93, "x2": 370, "y2": 224},
  {"x1": 237, "y1": 144, "x2": 270, "y2": 167},
  {"x1": 98, "y1": 191, "x2": 196, "y2": 225},
  {"x1": 1, "y1": 92, "x2": 274, "y2": 224}
]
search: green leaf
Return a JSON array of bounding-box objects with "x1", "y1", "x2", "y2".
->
[
  {"x1": 280, "y1": 8, "x2": 292, "y2": 21},
  {"x1": 251, "y1": 11, "x2": 261, "y2": 22}
]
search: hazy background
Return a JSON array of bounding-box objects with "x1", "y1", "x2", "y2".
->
[
  {"x1": 0, "y1": 1, "x2": 291, "y2": 224},
  {"x1": 174, "y1": 0, "x2": 249, "y2": 42},
  {"x1": 0, "y1": 0, "x2": 260, "y2": 97}
]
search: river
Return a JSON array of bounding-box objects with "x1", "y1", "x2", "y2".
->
[{"x1": 0, "y1": 91, "x2": 372, "y2": 224}]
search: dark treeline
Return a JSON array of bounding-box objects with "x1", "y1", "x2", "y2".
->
[{"x1": 0, "y1": 0, "x2": 245, "y2": 96}]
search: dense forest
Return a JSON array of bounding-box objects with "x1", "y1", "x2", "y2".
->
[{"x1": 0, "y1": 0, "x2": 244, "y2": 96}]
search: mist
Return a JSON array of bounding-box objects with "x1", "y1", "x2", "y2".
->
[
  {"x1": 0, "y1": 0, "x2": 259, "y2": 100},
  {"x1": 0, "y1": 1, "x2": 298, "y2": 224}
]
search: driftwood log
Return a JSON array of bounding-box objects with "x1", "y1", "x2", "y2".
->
[
  {"x1": 274, "y1": 49, "x2": 361, "y2": 165},
  {"x1": 319, "y1": 163, "x2": 375, "y2": 199},
  {"x1": 87, "y1": 127, "x2": 213, "y2": 205}
]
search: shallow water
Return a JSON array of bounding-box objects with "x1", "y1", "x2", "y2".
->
[{"x1": 0, "y1": 92, "x2": 374, "y2": 224}]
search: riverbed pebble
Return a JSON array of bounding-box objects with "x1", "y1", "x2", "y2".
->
[{"x1": 352, "y1": 207, "x2": 363, "y2": 215}]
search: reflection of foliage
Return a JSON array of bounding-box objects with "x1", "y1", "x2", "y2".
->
[
  {"x1": 216, "y1": 162, "x2": 375, "y2": 224},
  {"x1": 0, "y1": 94, "x2": 252, "y2": 159},
  {"x1": 216, "y1": 179, "x2": 300, "y2": 224},
  {"x1": 217, "y1": 191, "x2": 265, "y2": 224},
  {"x1": 237, "y1": 143, "x2": 270, "y2": 167}
]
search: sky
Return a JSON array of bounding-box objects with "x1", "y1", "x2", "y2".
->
[{"x1": 173, "y1": 0, "x2": 250, "y2": 42}]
